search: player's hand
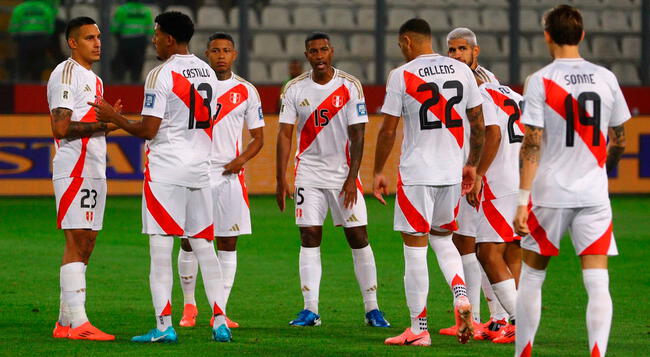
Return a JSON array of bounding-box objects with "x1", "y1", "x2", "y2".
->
[
  {"x1": 223, "y1": 157, "x2": 245, "y2": 175},
  {"x1": 88, "y1": 97, "x2": 118, "y2": 123},
  {"x1": 461, "y1": 165, "x2": 477, "y2": 196},
  {"x1": 340, "y1": 178, "x2": 358, "y2": 209},
  {"x1": 112, "y1": 99, "x2": 123, "y2": 114},
  {"x1": 373, "y1": 173, "x2": 388, "y2": 205},
  {"x1": 466, "y1": 175, "x2": 482, "y2": 208},
  {"x1": 105, "y1": 122, "x2": 120, "y2": 134},
  {"x1": 513, "y1": 205, "x2": 530, "y2": 236},
  {"x1": 276, "y1": 180, "x2": 293, "y2": 212}
]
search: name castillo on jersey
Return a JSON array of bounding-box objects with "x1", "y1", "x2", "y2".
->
[
  {"x1": 279, "y1": 68, "x2": 368, "y2": 189},
  {"x1": 47, "y1": 58, "x2": 106, "y2": 180},
  {"x1": 211, "y1": 73, "x2": 265, "y2": 168},
  {"x1": 521, "y1": 58, "x2": 631, "y2": 207},
  {"x1": 141, "y1": 54, "x2": 219, "y2": 188},
  {"x1": 381, "y1": 54, "x2": 483, "y2": 186}
]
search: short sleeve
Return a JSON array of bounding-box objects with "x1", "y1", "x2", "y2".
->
[
  {"x1": 278, "y1": 84, "x2": 297, "y2": 125},
  {"x1": 346, "y1": 81, "x2": 369, "y2": 126},
  {"x1": 141, "y1": 68, "x2": 170, "y2": 119},
  {"x1": 464, "y1": 66, "x2": 483, "y2": 109},
  {"x1": 479, "y1": 87, "x2": 500, "y2": 127},
  {"x1": 520, "y1": 73, "x2": 545, "y2": 128},
  {"x1": 245, "y1": 85, "x2": 265, "y2": 130},
  {"x1": 380, "y1": 69, "x2": 403, "y2": 117},
  {"x1": 607, "y1": 73, "x2": 632, "y2": 127},
  {"x1": 48, "y1": 71, "x2": 75, "y2": 111}
]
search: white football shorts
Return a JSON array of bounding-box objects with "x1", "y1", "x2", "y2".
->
[
  {"x1": 521, "y1": 203, "x2": 617, "y2": 256},
  {"x1": 476, "y1": 193, "x2": 518, "y2": 243},
  {"x1": 142, "y1": 180, "x2": 213, "y2": 239},
  {"x1": 54, "y1": 177, "x2": 106, "y2": 231},
  {"x1": 455, "y1": 196, "x2": 479, "y2": 237},
  {"x1": 211, "y1": 169, "x2": 251, "y2": 237},
  {"x1": 394, "y1": 183, "x2": 460, "y2": 235},
  {"x1": 294, "y1": 186, "x2": 367, "y2": 228}
]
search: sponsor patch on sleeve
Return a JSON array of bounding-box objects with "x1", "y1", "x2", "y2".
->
[
  {"x1": 144, "y1": 93, "x2": 156, "y2": 108},
  {"x1": 258, "y1": 106, "x2": 264, "y2": 120},
  {"x1": 356, "y1": 102, "x2": 367, "y2": 116}
]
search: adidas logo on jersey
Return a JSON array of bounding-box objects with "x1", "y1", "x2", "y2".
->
[
  {"x1": 346, "y1": 214, "x2": 359, "y2": 223},
  {"x1": 84, "y1": 84, "x2": 92, "y2": 92},
  {"x1": 229, "y1": 224, "x2": 240, "y2": 232},
  {"x1": 299, "y1": 99, "x2": 310, "y2": 107}
]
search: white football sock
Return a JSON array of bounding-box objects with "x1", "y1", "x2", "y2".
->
[
  {"x1": 461, "y1": 253, "x2": 481, "y2": 322},
  {"x1": 351, "y1": 245, "x2": 379, "y2": 312},
  {"x1": 58, "y1": 291, "x2": 70, "y2": 327},
  {"x1": 491, "y1": 278, "x2": 517, "y2": 323},
  {"x1": 60, "y1": 262, "x2": 87, "y2": 328},
  {"x1": 481, "y1": 266, "x2": 509, "y2": 321},
  {"x1": 218, "y1": 250, "x2": 237, "y2": 306},
  {"x1": 515, "y1": 263, "x2": 546, "y2": 357},
  {"x1": 429, "y1": 234, "x2": 467, "y2": 303},
  {"x1": 299, "y1": 246, "x2": 321, "y2": 314},
  {"x1": 150, "y1": 235, "x2": 174, "y2": 332},
  {"x1": 404, "y1": 244, "x2": 428, "y2": 334},
  {"x1": 189, "y1": 238, "x2": 227, "y2": 327},
  {"x1": 178, "y1": 247, "x2": 198, "y2": 305},
  {"x1": 583, "y1": 269, "x2": 612, "y2": 357}
]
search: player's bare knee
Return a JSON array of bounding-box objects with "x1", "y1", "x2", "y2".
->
[
  {"x1": 216, "y1": 236, "x2": 237, "y2": 251},
  {"x1": 300, "y1": 226, "x2": 322, "y2": 247},
  {"x1": 343, "y1": 226, "x2": 368, "y2": 249},
  {"x1": 452, "y1": 233, "x2": 476, "y2": 255},
  {"x1": 429, "y1": 227, "x2": 452, "y2": 236}
]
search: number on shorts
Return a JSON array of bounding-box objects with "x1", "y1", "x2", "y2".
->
[
  {"x1": 80, "y1": 189, "x2": 97, "y2": 208},
  {"x1": 296, "y1": 187, "x2": 305, "y2": 205}
]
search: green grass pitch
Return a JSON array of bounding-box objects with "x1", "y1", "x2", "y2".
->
[{"x1": 0, "y1": 195, "x2": 647, "y2": 356}]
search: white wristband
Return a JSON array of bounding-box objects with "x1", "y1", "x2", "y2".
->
[{"x1": 517, "y1": 189, "x2": 531, "y2": 206}]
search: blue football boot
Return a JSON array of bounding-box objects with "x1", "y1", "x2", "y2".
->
[
  {"x1": 365, "y1": 309, "x2": 391, "y2": 327},
  {"x1": 212, "y1": 323, "x2": 232, "y2": 342},
  {"x1": 289, "y1": 309, "x2": 321, "y2": 326},
  {"x1": 131, "y1": 326, "x2": 178, "y2": 343}
]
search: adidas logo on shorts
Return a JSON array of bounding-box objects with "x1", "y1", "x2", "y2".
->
[
  {"x1": 346, "y1": 214, "x2": 359, "y2": 223},
  {"x1": 229, "y1": 224, "x2": 240, "y2": 232}
]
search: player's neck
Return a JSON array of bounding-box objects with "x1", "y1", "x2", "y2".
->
[
  {"x1": 171, "y1": 44, "x2": 190, "y2": 57},
  {"x1": 410, "y1": 46, "x2": 435, "y2": 61},
  {"x1": 71, "y1": 54, "x2": 93, "y2": 70},
  {"x1": 311, "y1": 67, "x2": 334, "y2": 85},
  {"x1": 216, "y1": 70, "x2": 233, "y2": 81},
  {"x1": 552, "y1": 44, "x2": 581, "y2": 59}
]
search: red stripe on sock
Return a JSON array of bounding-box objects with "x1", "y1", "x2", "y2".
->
[
  {"x1": 161, "y1": 300, "x2": 172, "y2": 316},
  {"x1": 213, "y1": 302, "x2": 224, "y2": 316},
  {"x1": 416, "y1": 307, "x2": 427, "y2": 318},
  {"x1": 451, "y1": 274, "x2": 465, "y2": 287},
  {"x1": 591, "y1": 343, "x2": 601, "y2": 357},
  {"x1": 520, "y1": 342, "x2": 532, "y2": 357}
]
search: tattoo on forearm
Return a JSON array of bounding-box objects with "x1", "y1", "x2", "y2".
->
[
  {"x1": 606, "y1": 125, "x2": 626, "y2": 173},
  {"x1": 520, "y1": 125, "x2": 543, "y2": 175},
  {"x1": 466, "y1": 106, "x2": 485, "y2": 166},
  {"x1": 52, "y1": 108, "x2": 72, "y2": 122},
  {"x1": 66, "y1": 121, "x2": 107, "y2": 138}
]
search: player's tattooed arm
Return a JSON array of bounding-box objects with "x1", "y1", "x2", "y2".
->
[
  {"x1": 606, "y1": 125, "x2": 626, "y2": 174},
  {"x1": 51, "y1": 107, "x2": 108, "y2": 140},
  {"x1": 465, "y1": 105, "x2": 485, "y2": 167},
  {"x1": 372, "y1": 114, "x2": 400, "y2": 205},
  {"x1": 519, "y1": 125, "x2": 544, "y2": 190},
  {"x1": 88, "y1": 98, "x2": 160, "y2": 139},
  {"x1": 342, "y1": 123, "x2": 365, "y2": 208},
  {"x1": 467, "y1": 124, "x2": 501, "y2": 207}
]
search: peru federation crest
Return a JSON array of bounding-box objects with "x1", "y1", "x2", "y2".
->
[
  {"x1": 230, "y1": 92, "x2": 241, "y2": 104},
  {"x1": 332, "y1": 95, "x2": 344, "y2": 108}
]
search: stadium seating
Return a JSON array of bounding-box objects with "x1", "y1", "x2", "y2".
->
[
  {"x1": 601, "y1": 11, "x2": 630, "y2": 31},
  {"x1": 336, "y1": 60, "x2": 365, "y2": 81},
  {"x1": 270, "y1": 61, "x2": 289, "y2": 83},
  {"x1": 420, "y1": 9, "x2": 450, "y2": 32},
  {"x1": 252, "y1": 33, "x2": 284, "y2": 58},
  {"x1": 249, "y1": 60, "x2": 269, "y2": 83},
  {"x1": 621, "y1": 36, "x2": 641, "y2": 59},
  {"x1": 592, "y1": 36, "x2": 621, "y2": 59},
  {"x1": 197, "y1": 6, "x2": 228, "y2": 30},
  {"x1": 258, "y1": 6, "x2": 291, "y2": 29},
  {"x1": 489, "y1": 61, "x2": 510, "y2": 83},
  {"x1": 324, "y1": 8, "x2": 357, "y2": 30},
  {"x1": 285, "y1": 33, "x2": 307, "y2": 57},
  {"x1": 482, "y1": 8, "x2": 509, "y2": 31},
  {"x1": 70, "y1": 4, "x2": 98, "y2": 20},
  {"x1": 350, "y1": 34, "x2": 375, "y2": 58},
  {"x1": 450, "y1": 9, "x2": 483, "y2": 30},
  {"x1": 611, "y1": 63, "x2": 640, "y2": 85},
  {"x1": 293, "y1": 7, "x2": 324, "y2": 29},
  {"x1": 357, "y1": 7, "x2": 376, "y2": 30},
  {"x1": 387, "y1": 8, "x2": 415, "y2": 31}
]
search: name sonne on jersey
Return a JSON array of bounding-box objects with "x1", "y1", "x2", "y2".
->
[
  {"x1": 418, "y1": 64, "x2": 455, "y2": 77},
  {"x1": 564, "y1": 73, "x2": 596, "y2": 85}
]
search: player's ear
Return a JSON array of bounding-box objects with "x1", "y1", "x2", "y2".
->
[
  {"x1": 232, "y1": 49, "x2": 238, "y2": 61},
  {"x1": 474, "y1": 45, "x2": 480, "y2": 57},
  {"x1": 543, "y1": 31, "x2": 552, "y2": 44},
  {"x1": 579, "y1": 31, "x2": 585, "y2": 43}
]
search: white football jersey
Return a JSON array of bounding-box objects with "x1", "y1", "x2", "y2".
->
[
  {"x1": 141, "y1": 54, "x2": 218, "y2": 188},
  {"x1": 480, "y1": 82, "x2": 524, "y2": 199},
  {"x1": 382, "y1": 54, "x2": 483, "y2": 185},
  {"x1": 279, "y1": 68, "x2": 368, "y2": 189},
  {"x1": 521, "y1": 58, "x2": 631, "y2": 207},
  {"x1": 47, "y1": 58, "x2": 106, "y2": 180},
  {"x1": 475, "y1": 65, "x2": 500, "y2": 85},
  {"x1": 211, "y1": 73, "x2": 265, "y2": 167}
]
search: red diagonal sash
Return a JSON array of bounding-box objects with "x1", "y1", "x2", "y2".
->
[
  {"x1": 543, "y1": 78, "x2": 606, "y2": 167},
  {"x1": 403, "y1": 70, "x2": 464, "y2": 147},
  {"x1": 486, "y1": 88, "x2": 525, "y2": 132},
  {"x1": 297, "y1": 84, "x2": 350, "y2": 156},
  {"x1": 214, "y1": 84, "x2": 248, "y2": 126},
  {"x1": 171, "y1": 71, "x2": 212, "y2": 138}
]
